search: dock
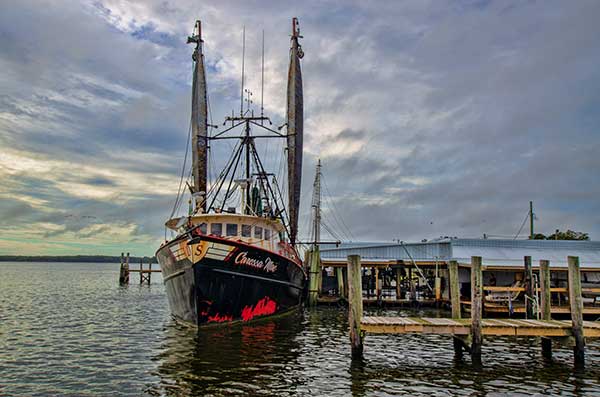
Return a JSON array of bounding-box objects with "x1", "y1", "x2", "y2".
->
[
  {"x1": 346, "y1": 254, "x2": 598, "y2": 367},
  {"x1": 118, "y1": 252, "x2": 160, "y2": 285},
  {"x1": 361, "y1": 317, "x2": 600, "y2": 337}
]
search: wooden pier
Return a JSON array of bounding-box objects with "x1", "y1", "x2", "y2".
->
[
  {"x1": 118, "y1": 252, "x2": 160, "y2": 285},
  {"x1": 347, "y1": 254, "x2": 599, "y2": 367},
  {"x1": 361, "y1": 317, "x2": 600, "y2": 337}
]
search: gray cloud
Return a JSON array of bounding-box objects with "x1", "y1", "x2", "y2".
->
[{"x1": 1, "y1": 0, "x2": 599, "y2": 255}]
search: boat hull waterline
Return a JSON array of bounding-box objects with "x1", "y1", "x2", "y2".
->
[{"x1": 156, "y1": 231, "x2": 306, "y2": 327}]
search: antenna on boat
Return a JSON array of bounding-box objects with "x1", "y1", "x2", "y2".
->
[
  {"x1": 260, "y1": 29, "x2": 265, "y2": 124},
  {"x1": 240, "y1": 26, "x2": 246, "y2": 117}
]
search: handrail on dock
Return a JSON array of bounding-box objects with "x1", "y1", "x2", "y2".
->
[{"x1": 347, "y1": 254, "x2": 596, "y2": 367}]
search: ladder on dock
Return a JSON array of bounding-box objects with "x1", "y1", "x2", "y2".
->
[{"x1": 347, "y1": 254, "x2": 598, "y2": 367}]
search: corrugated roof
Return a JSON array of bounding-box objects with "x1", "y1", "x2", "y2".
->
[{"x1": 320, "y1": 238, "x2": 600, "y2": 268}]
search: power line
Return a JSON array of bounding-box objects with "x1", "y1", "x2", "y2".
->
[{"x1": 513, "y1": 210, "x2": 530, "y2": 240}]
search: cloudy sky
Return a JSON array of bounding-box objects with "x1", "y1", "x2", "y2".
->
[{"x1": 1, "y1": 0, "x2": 599, "y2": 256}]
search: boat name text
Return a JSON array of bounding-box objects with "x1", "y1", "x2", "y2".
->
[{"x1": 234, "y1": 252, "x2": 277, "y2": 273}]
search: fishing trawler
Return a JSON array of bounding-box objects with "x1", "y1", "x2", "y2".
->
[{"x1": 156, "y1": 19, "x2": 306, "y2": 326}]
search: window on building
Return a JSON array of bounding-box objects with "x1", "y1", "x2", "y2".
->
[
  {"x1": 210, "y1": 223, "x2": 222, "y2": 236},
  {"x1": 226, "y1": 223, "x2": 238, "y2": 237},
  {"x1": 198, "y1": 223, "x2": 207, "y2": 234},
  {"x1": 254, "y1": 226, "x2": 263, "y2": 239},
  {"x1": 241, "y1": 224, "x2": 251, "y2": 237},
  {"x1": 264, "y1": 228, "x2": 271, "y2": 240}
]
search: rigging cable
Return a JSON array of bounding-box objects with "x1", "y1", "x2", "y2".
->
[
  {"x1": 322, "y1": 174, "x2": 355, "y2": 241},
  {"x1": 168, "y1": 114, "x2": 193, "y2": 220}
]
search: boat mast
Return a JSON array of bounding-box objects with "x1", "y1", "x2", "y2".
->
[
  {"x1": 286, "y1": 17, "x2": 304, "y2": 245},
  {"x1": 311, "y1": 159, "x2": 322, "y2": 249},
  {"x1": 187, "y1": 20, "x2": 208, "y2": 213}
]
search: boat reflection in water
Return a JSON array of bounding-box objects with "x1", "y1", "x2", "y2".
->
[{"x1": 150, "y1": 312, "x2": 305, "y2": 395}]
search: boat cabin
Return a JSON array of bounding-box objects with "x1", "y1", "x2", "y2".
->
[{"x1": 166, "y1": 213, "x2": 285, "y2": 252}]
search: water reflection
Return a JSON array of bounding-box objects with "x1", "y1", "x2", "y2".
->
[
  {"x1": 150, "y1": 312, "x2": 304, "y2": 396},
  {"x1": 149, "y1": 306, "x2": 600, "y2": 396}
]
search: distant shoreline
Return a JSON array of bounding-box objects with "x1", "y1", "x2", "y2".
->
[{"x1": 0, "y1": 255, "x2": 157, "y2": 263}]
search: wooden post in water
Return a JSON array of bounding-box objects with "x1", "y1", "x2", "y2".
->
[
  {"x1": 337, "y1": 267, "x2": 345, "y2": 299},
  {"x1": 449, "y1": 260, "x2": 464, "y2": 356},
  {"x1": 139, "y1": 258, "x2": 143, "y2": 284},
  {"x1": 409, "y1": 267, "x2": 416, "y2": 302},
  {"x1": 307, "y1": 249, "x2": 318, "y2": 307},
  {"x1": 123, "y1": 252, "x2": 130, "y2": 284},
  {"x1": 395, "y1": 267, "x2": 402, "y2": 300},
  {"x1": 524, "y1": 256, "x2": 534, "y2": 319},
  {"x1": 348, "y1": 254, "x2": 363, "y2": 358},
  {"x1": 119, "y1": 252, "x2": 126, "y2": 284},
  {"x1": 375, "y1": 267, "x2": 381, "y2": 301},
  {"x1": 539, "y1": 259, "x2": 552, "y2": 358},
  {"x1": 471, "y1": 256, "x2": 483, "y2": 365},
  {"x1": 148, "y1": 261, "x2": 152, "y2": 284},
  {"x1": 435, "y1": 275, "x2": 442, "y2": 303},
  {"x1": 316, "y1": 250, "x2": 323, "y2": 296},
  {"x1": 568, "y1": 256, "x2": 585, "y2": 366}
]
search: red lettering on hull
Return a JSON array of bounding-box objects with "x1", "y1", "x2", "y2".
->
[
  {"x1": 207, "y1": 313, "x2": 233, "y2": 323},
  {"x1": 241, "y1": 297, "x2": 277, "y2": 322}
]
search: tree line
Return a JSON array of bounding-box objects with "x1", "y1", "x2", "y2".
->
[
  {"x1": 532, "y1": 229, "x2": 589, "y2": 241},
  {"x1": 0, "y1": 255, "x2": 157, "y2": 263}
]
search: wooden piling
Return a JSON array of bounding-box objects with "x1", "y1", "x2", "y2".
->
[
  {"x1": 449, "y1": 260, "x2": 465, "y2": 356},
  {"x1": 307, "y1": 249, "x2": 319, "y2": 307},
  {"x1": 120, "y1": 252, "x2": 130, "y2": 284},
  {"x1": 337, "y1": 267, "x2": 345, "y2": 299},
  {"x1": 539, "y1": 259, "x2": 552, "y2": 358},
  {"x1": 568, "y1": 256, "x2": 585, "y2": 366},
  {"x1": 409, "y1": 267, "x2": 416, "y2": 301},
  {"x1": 119, "y1": 252, "x2": 126, "y2": 285},
  {"x1": 435, "y1": 277, "x2": 442, "y2": 302},
  {"x1": 148, "y1": 262, "x2": 152, "y2": 284},
  {"x1": 348, "y1": 254, "x2": 364, "y2": 358},
  {"x1": 471, "y1": 256, "x2": 483, "y2": 364},
  {"x1": 524, "y1": 256, "x2": 534, "y2": 319},
  {"x1": 139, "y1": 259, "x2": 143, "y2": 284},
  {"x1": 449, "y1": 261, "x2": 461, "y2": 319},
  {"x1": 395, "y1": 268, "x2": 402, "y2": 300},
  {"x1": 316, "y1": 250, "x2": 323, "y2": 296},
  {"x1": 375, "y1": 267, "x2": 381, "y2": 301}
]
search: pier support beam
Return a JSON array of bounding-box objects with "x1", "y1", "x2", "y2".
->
[
  {"x1": 307, "y1": 249, "x2": 319, "y2": 307},
  {"x1": 568, "y1": 256, "x2": 585, "y2": 366},
  {"x1": 449, "y1": 260, "x2": 467, "y2": 357},
  {"x1": 434, "y1": 271, "x2": 442, "y2": 304},
  {"x1": 348, "y1": 255, "x2": 364, "y2": 359},
  {"x1": 471, "y1": 256, "x2": 483, "y2": 365},
  {"x1": 409, "y1": 267, "x2": 416, "y2": 302},
  {"x1": 539, "y1": 260, "x2": 552, "y2": 359},
  {"x1": 139, "y1": 259, "x2": 143, "y2": 284},
  {"x1": 395, "y1": 268, "x2": 402, "y2": 300},
  {"x1": 375, "y1": 267, "x2": 381, "y2": 301},
  {"x1": 337, "y1": 267, "x2": 345, "y2": 299},
  {"x1": 524, "y1": 256, "x2": 534, "y2": 319},
  {"x1": 119, "y1": 252, "x2": 129, "y2": 285}
]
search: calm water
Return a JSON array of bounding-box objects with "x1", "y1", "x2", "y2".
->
[{"x1": 1, "y1": 262, "x2": 599, "y2": 396}]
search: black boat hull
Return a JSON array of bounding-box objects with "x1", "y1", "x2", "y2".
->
[{"x1": 156, "y1": 233, "x2": 306, "y2": 326}]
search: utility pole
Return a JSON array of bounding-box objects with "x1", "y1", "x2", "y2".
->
[{"x1": 529, "y1": 201, "x2": 534, "y2": 239}]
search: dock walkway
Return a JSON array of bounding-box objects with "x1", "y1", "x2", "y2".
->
[
  {"x1": 346, "y1": 254, "x2": 598, "y2": 367},
  {"x1": 361, "y1": 316, "x2": 600, "y2": 337}
]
